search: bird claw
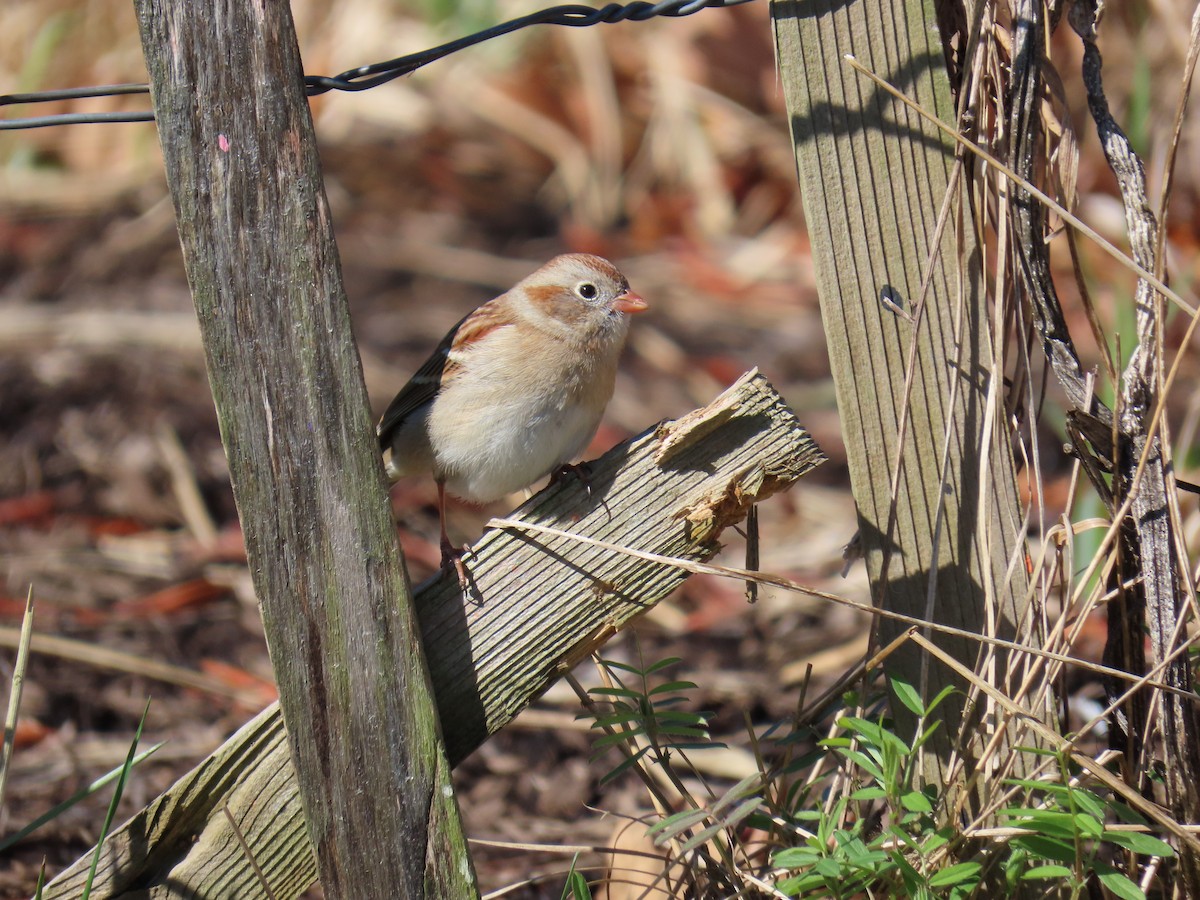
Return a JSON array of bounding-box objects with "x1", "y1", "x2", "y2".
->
[{"x1": 440, "y1": 539, "x2": 476, "y2": 603}]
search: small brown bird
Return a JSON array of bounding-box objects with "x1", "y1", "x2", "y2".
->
[{"x1": 378, "y1": 253, "x2": 648, "y2": 585}]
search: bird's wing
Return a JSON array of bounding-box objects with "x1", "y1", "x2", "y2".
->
[
  {"x1": 376, "y1": 301, "x2": 516, "y2": 449},
  {"x1": 377, "y1": 313, "x2": 466, "y2": 450}
]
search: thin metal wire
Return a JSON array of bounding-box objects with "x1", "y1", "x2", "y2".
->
[
  {"x1": 0, "y1": 0, "x2": 753, "y2": 131},
  {"x1": 1, "y1": 111, "x2": 157, "y2": 130}
]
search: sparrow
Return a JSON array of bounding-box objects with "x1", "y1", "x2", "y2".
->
[{"x1": 378, "y1": 253, "x2": 648, "y2": 588}]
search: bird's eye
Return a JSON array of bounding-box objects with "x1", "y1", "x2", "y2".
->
[{"x1": 575, "y1": 282, "x2": 599, "y2": 300}]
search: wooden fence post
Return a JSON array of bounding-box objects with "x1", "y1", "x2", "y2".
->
[
  {"x1": 133, "y1": 1, "x2": 478, "y2": 895},
  {"x1": 771, "y1": 0, "x2": 1053, "y2": 798}
]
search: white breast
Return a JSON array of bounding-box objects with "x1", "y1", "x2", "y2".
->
[{"x1": 425, "y1": 325, "x2": 621, "y2": 502}]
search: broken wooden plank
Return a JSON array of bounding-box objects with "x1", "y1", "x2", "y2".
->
[{"x1": 42, "y1": 370, "x2": 824, "y2": 899}]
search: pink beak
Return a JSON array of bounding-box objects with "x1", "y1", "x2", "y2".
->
[{"x1": 613, "y1": 291, "x2": 648, "y2": 314}]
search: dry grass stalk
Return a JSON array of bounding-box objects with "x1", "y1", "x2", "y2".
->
[{"x1": 0, "y1": 587, "x2": 35, "y2": 811}]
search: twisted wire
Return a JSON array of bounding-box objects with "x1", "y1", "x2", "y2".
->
[{"x1": 0, "y1": 0, "x2": 752, "y2": 130}]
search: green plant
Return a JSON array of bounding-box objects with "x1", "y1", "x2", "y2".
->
[
  {"x1": 1000, "y1": 751, "x2": 1174, "y2": 900},
  {"x1": 586, "y1": 655, "x2": 723, "y2": 786},
  {"x1": 772, "y1": 679, "x2": 978, "y2": 899},
  {"x1": 579, "y1": 653, "x2": 743, "y2": 896},
  {"x1": 648, "y1": 772, "x2": 765, "y2": 856},
  {"x1": 0, "y1": 741, "x2": 164, "y2": 855},
  {"x1": 579, "y1": 657, "x2": 1180, "y2": 899},
  {"x1": 561, "y1": 853, "x2": 592, "y2": 899}
]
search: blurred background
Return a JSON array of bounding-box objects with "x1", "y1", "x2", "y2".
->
[{"x1": 2, "y1": 0, "x2": 1199, "y2": 895}]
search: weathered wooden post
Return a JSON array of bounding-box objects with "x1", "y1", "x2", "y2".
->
[
  {"x1": 771, "y1": 0, "x2": 1053, "y2": 798},
  {"x1": 132, "y1": 1, "x2": 477, "y2": 895}
]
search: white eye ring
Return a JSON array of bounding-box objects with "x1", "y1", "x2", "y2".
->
[{"x1": 575, "y1": 281, "x2": 599, "y2": 300}]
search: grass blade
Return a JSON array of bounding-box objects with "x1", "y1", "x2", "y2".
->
[
  {"x1": 0, "y1": 586, "x2": 36, "y2": 810},
  {"x1": 0, "y1": 741, "x2": 164, "y2": 854},
  {"x1": 81, "y1": 698, "x2": 150, "y2": 900}
]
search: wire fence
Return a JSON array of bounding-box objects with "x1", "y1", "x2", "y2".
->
[{"x1": 0, "y1": 0, "x2": 755, "y2": 131}]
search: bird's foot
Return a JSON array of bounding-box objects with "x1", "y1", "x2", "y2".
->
[{"x1": 440, "y1": 538, "x2": 476, "y2": 602}]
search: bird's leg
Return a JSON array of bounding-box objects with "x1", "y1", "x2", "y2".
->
[{"x1": 436, "y1": 479, "x2": 471, "y2": 594}]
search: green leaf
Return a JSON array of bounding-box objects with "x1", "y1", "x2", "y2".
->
[
  {"x1": 653, "y1": 731, "x2": 712, "y2": 746},
  {"x1": 647, "y1": 808, "x2": 708, "y2": 840},
  {"x1": 815, "y1": 858, "x2": 846, "y2": 878},
  {"x1": 665, "y1": 739, "x2": 726, "y2": 751},
  {"x1": 924, "y1": 684, "x2": 957, "y2": 715},
  {"x1": 0, "y1": 742, "x2": 165, "y2": 854},
  {"x1": 644, "y1": 656, "x2": 683, "y2": 674},
  {"x1": 1095, "y1": 864, "x2": 1146, "y2": 900},
  {"x1": 650, "y1": 709, "x2": 707, "y2": 725},
  {"x1": 897, "y1": 809, "x2": 925, "y2": 826},
  {"x1": 927, "y1": 862, "x2": 982, "y2": 887},
  {"x1": 873, "y1": 725, "x2": 912, "y2": 757},
  {"x1": 677, "y1": 822, "x2": 725, "y2": 854},
  {"x1": 743, "y1": 811, "x2": 775, "y2": 833},
  {"x1": 850, "y1": 849, "x2": 891, "y2": 869},
  {"x1": 1108, "y1": 801, "x2": 1150, "y2": 827},
  {"x1": 599, "y1": 658, "x2": 647, "y2": 675},
  {"x1": 889, "y1": 849, "x2": 921, "y2": 887},
  {"x1": 1004, "y1": 778, "x2": 1072, "y2": 796},
  {"x1": 1002, "y1": 809, "x2": 1078, "y2": 839},
  {"x1": 1101, "y1": 830, "x2": 1175, "y2": 857},
  {"x1": 591, "y1": 731, "x2": 643, "y2": 751},
  {"x1": 835, "y1": 749, "x2": 885, "y2": 782},
  {"x1": 648, "y1": 680, "x2": 698, "y2": 695},
  {"x1": 839, "y1": 717, "x2": 910, "y2": 756},
  {"x1": 561, "y1": 855, "x2": 591, "y2": 900},
  {"x1": 1021, "y1": 864, "x2": 1073, "y2": 880},
  {"x1": 722, "y1": 797, "x2": 765, "y2": 829},
  {"x1": 837, "y1": 835, "x2": 889, "y2": 870},
  {"x1": 885, "y1": 825, "x2": 921, "y2": 852},
  {"x1": 709, "y1": 774, "x2": 763, "y2": 816},
  {"x1": 1010, "y1": 834, "x2": 1077, "y2": 864},
  {"x1": 900, "y1": 790, "x2": 934, "y2": 813},
  {"x1": 890, "y1": 678, "x2": 926, "y2": 716},
  {"x1": 649, "y1": 696, "x2": 688, "y2": 708},
  {"x1": 921, "y1": 830, "x2": 951, "y2": 854},
  {"x1": 783, "y1": 748, "x2": 826, "y2": 773},
  {"x1": 1073, "y1": 812, "x2": 1103, "y2": 838},
  {"x1": 838, "y1": 716, "x2": 886, "y2": 745},
  {"x1": 773, "y1": 847, "x2": 822, "y2": 868},
  {"x1": 592, "y1": 711, "x2": 646, "y2": 729},
  {"x1": 912, "y1": 719, "x2": 944, "y2": 752},
  {"x1": 1066, "y1": 788, "x2": 1107, "y2": 821},
  {"x1": 777, "y1": 873, "x2": 825, "y2": 895},
  {"x1": 850, "y1": 786, "x2": 887, "y2": 801},
  {"x1": 597, "y1": 746, "x2": 651, "y2": 785},
  {"x1": 589, "y1": 686, "x2": 641, "y2": 699},
  {"x1": 588, "y1": 734, "x2": 638, "y2": 758}
]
